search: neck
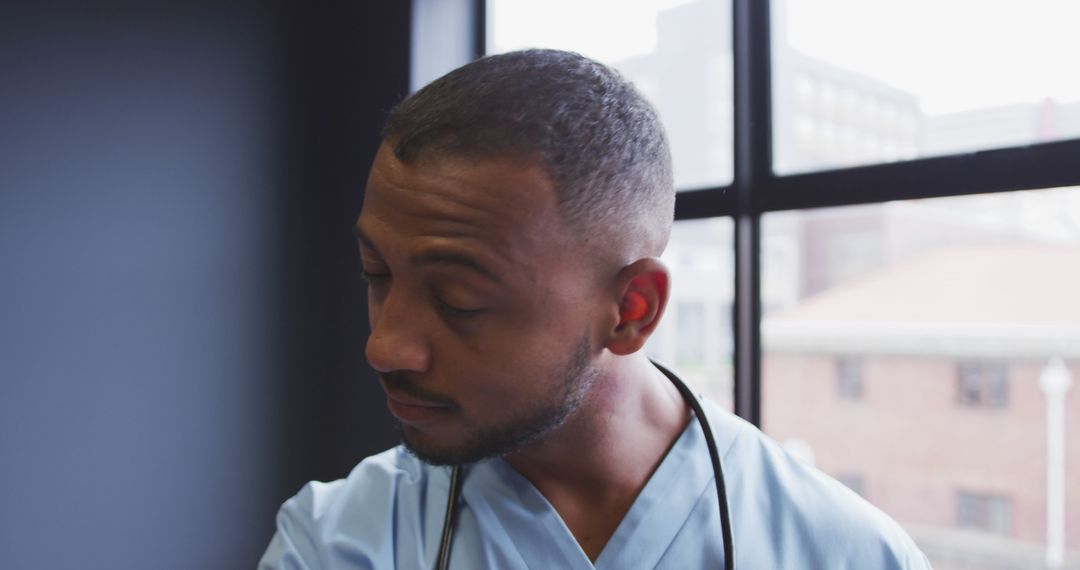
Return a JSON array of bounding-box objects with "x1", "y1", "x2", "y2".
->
[{"x1": 503, "y1": 353, "x2": 691, "y2": 559}]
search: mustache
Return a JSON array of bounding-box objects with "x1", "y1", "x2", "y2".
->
[{"x1": 379, "y1": 372, "x2": 458, "y2": 408}]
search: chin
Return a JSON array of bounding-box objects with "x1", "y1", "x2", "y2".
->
[
  {"x1": 398, "y1": 424, "x2": 476, "y2": 466},
  {"x1": 402, "y1": 438, "x2": 476, "y2": 467},
  {"x1": 397, "y1": 421, "x2": 532, "y2": 467}
]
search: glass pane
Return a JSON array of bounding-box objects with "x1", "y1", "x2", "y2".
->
[
  {"x1": 647, "y1": 218, "x2": 735, "y2": 410},
  {"x1": 773, "y1": 0, "x2": 1080, "y2": 174},
  {"x1": 762, "y1": 186, "x2": 1080, "y2": 568},
  {"x1": 488, "y1": 0, "x2": 733, "y2": 190}
]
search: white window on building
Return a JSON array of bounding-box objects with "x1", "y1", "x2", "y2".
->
[
  {"x1": 819, "y1": 80, "x2": 837, "y2": 109},
  {"x1": 797, "y1": 75, "x2": 814, "y2": 101},
  {"x1": 862, "y1": 97, "x2": 879, "y2": 123},
  {"x1": 795, "y1": 114, "x2": 815, "y2": 142}
]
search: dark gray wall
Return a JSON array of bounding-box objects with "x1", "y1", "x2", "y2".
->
[{"x1": 0, "y1": 2, "x2": 407, "y2": 568}]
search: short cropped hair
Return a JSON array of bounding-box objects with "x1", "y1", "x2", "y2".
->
[{"x1": 383, "y1": 49, "x2": 674, "y2": 256}]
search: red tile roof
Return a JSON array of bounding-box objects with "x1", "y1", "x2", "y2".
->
[{"x1": 773, "y1": 245, "x2": 1080, "y2": 324}]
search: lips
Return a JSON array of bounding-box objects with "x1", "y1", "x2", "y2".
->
[{"x1": 384, "y1": 391, "x2": 452, "y2": 424}]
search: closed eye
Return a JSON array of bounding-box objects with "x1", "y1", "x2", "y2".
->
[
  {"x1": 435, "y1": 296, "x2": 484, "y2": 317},
  {"x1": 361, "y1": 270, "x2": 391, "y2": 283}
]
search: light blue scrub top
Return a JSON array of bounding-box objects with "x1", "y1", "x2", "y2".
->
[{"x1": 260, "y1": 399, "x2": 931, "y2": 569}]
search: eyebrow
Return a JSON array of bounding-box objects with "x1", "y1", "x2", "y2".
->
[{"x1": 354, "y1": 225, "x2": 503, "y2": 284}]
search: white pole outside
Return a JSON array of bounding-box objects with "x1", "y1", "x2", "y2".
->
[{"x1": 1039, "y1": 357, "x2": 1073, "y2": 569}]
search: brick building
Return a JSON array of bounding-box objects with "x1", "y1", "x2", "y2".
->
[{"x1": 764, "y1": 245, "x2": 1080, "y2": 568}]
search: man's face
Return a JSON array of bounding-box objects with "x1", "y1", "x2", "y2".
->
[{"x1": 356, "y1": 144, "x2": 604, "y2": 465}]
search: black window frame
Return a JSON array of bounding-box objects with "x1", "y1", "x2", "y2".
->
[{"x1": 449, "y1": 0, "x2": 1080, "y2": 426}]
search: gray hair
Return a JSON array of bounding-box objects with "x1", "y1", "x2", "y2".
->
[{"x1": 383, "y1": 49, "x2": 674, "y2": 253}]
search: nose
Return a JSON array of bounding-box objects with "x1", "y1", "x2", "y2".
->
[{"x1": 365, "y1": 289, "x2": 432, "y2": 374}]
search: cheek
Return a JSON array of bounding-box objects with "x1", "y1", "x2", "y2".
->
[
  {"x1": 467, "y1": 310, "x2": 586, "y2": 379},
  {"x1": 530, "y1": 290, "x2": 598, "y2": 354},
  {"x1": 440, "y1": 323, "x2": 551, "y2": 402},
  {"x1": 438, "y1": 281, "x2": 597, "y2": 399}
]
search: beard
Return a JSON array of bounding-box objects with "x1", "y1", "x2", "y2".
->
[{"x1": 390, "y1": 332, "x2": 598, "y2": 466}]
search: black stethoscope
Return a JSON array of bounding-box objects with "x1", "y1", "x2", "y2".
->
[{"x1": 435, "y1": 362, "x2": 736, "y2": 570}]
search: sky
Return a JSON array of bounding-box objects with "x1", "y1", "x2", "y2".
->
[
  {"x1": 491, "y1": 0, "x2": 1080, "y2": 115},
  {"x1": 489, "y1": 0, "x2": 695, "y2": 61}
]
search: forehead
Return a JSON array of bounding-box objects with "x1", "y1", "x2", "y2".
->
[{"x1": 358, "y1": 144, "x2": 570, "y2": 276}]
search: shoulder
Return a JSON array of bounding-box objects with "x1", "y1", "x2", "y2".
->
[
  {"x1": 259, "y1": 446, "x2": 444, "y2": 570},
  {"x1": 701, "y1": 402, "x2": 931, "y2": 569},
  {"x1": 285, "y1": 445, "x2": 430, "y2": 525}
]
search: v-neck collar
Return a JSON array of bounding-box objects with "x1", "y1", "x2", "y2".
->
[
  {"x1": 593, "y1": 415, "x2": 714, "y2": 569},
  {"x1": 460, "y1": 408, "x2": 730, "y2": 569}
]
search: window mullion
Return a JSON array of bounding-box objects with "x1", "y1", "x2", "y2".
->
[{"x1": 732, "y1": 0, "x2": 772, "y2": 426}]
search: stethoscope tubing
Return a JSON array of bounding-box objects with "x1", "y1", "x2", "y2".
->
[
  {"x1": 655, "y1": 361, "x2": 736, "y2": 570},
  {"x1": 435, "y1": 362, "x2": 735, "y2": 570}
]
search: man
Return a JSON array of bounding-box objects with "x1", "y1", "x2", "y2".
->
[{"x1": 260, "y1": 49, "x2": 930, "y2": 569}]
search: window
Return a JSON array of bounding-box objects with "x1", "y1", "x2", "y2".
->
[
  {"x1": 486, "y1": 1, "x2": 1080, "y2": 566},
  {"x1": 488, "y1": 0, "x2": 737, "y2": 407},
  {"x1": 763, "y1": 188, "x2": 1080, "y2": 567},
  {"x1": 489, "y1": 0, "x2": 733, "y2": 190},
  {"x1": 676, "y1": 300, "x2": 707, "y2": 367},
  {"x1": 647, "y1": 218, "x2": 735, "y2": 411},
  {"x1": 836, "y1": 357, "x2": 862, "y2": 400},
  {"x1": 772, "y1": 0, "x2": 1080, "y2": 174},
  {"x1": 957, "y1": 361, "x2": 1009, "y2": 408},
  {"x1": 957, "y1": 491, "x2": 1012, "y2": 536}
]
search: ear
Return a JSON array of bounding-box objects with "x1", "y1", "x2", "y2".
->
[{"x1": 604, "y1": 257, "x2": 671, "y2": 356}]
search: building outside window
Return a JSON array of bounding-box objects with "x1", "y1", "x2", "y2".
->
[
  {"x1": 487, "y1": 0, "x2": 1080, "y2": 567},
  {"x1": 836, "y1": 356, "x2": 863, "y2": 400},
  {"x1": 676, "y1": 300, "x2": 707, "y2": 367},
  {"x1": 957, "y1": 491, "x2": 1012, "y2": 536},
  {"x1": 957, "y1": 361, "x2": 1009, "y2": 408}
]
